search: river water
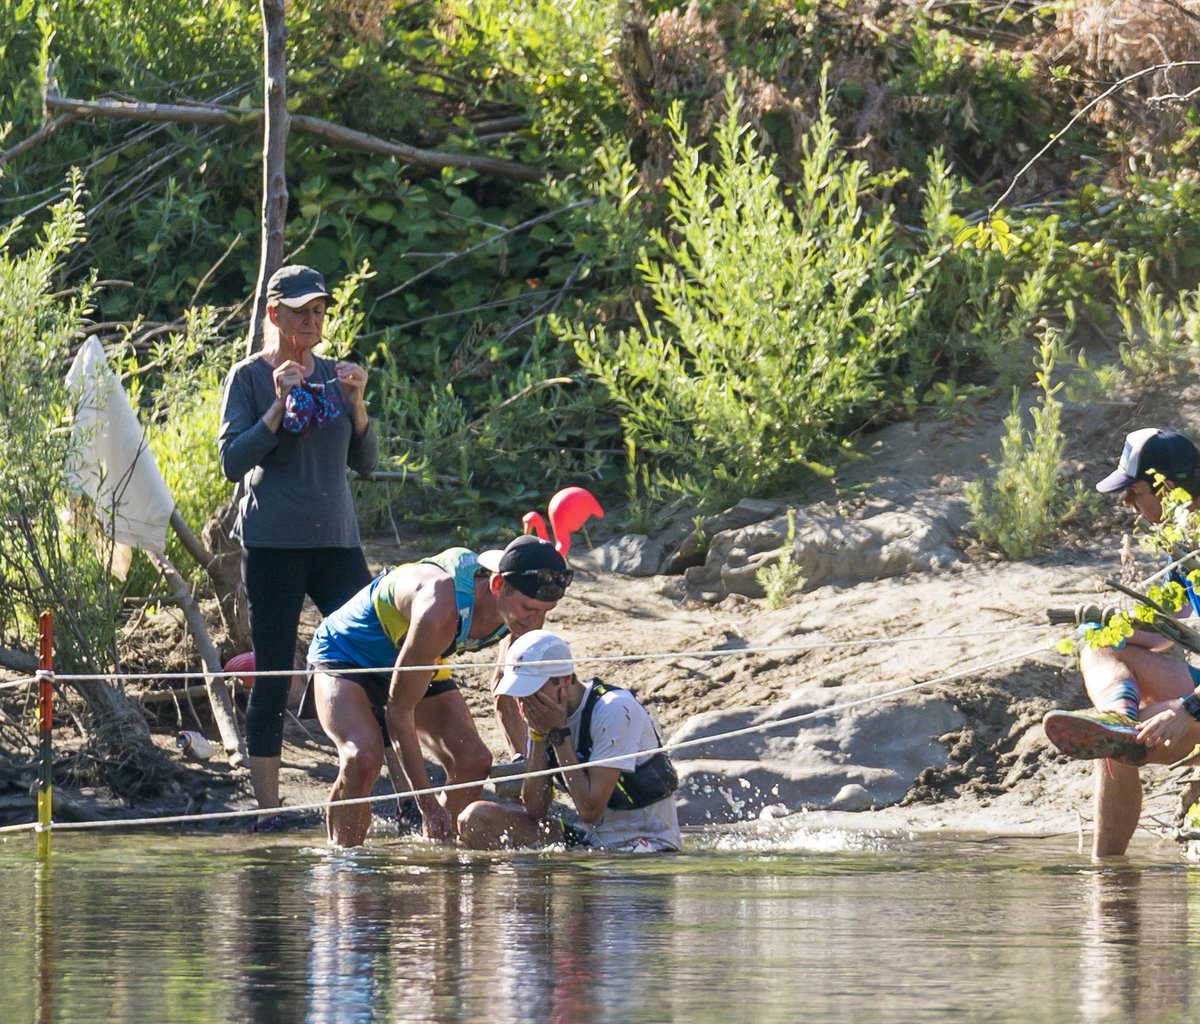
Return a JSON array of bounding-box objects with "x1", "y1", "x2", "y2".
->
[{"x1": 2, "y1": 825, "x2": 1198, "y2": 1023}]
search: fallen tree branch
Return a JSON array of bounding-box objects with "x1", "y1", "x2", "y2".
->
[
  {"x1": 0, "y1": 646, "x2": 37, "y2": 674},
  {"x1": 1160, "y1": 0, "x2": 1200, "y2": 26},
  {"x1": 130, "y1": 683, "x2": 213, "y2": 705},
  {"x1": 0, "y1": 113, "x2": 77, "y2": 168},
  {"x1": 169, "y1": 508, "x2": 215, "y2": 573},
  {"x1": 42, "y1": 91, "x2": 545, "y2": 183}
]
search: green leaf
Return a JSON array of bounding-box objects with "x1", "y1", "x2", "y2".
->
[{"x1": 364, "y1": 202, "x2": 397, "y2": 223}]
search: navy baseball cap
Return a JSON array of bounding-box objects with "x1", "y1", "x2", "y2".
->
[{"x1": 1096, "y1": 428, "x2": 1200, "y2": 493}]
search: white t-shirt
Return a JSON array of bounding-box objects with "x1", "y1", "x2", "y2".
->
[{"x1": 558, "y1": 680, "x2": 681, "y2": 851}]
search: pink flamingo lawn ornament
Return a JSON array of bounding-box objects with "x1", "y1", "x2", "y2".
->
[{"x1": 521, "y1": 486, "x2": 604, "y2": 557}]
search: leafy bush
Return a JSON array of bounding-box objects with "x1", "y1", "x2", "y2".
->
[
  {"x1": 912, "y1": 168, "x2": 1057, "y2": 393},
  {"x1": 889, "y1": 23, "x2": 1050, "y2": 183},
  {"x1": 756, "y1": 509, "x2": 805, "y2": 610},
  {"x1": 559, "y1": 78, "x2": 933, "y2": 510},
  {"x1": 138, "y1": 306, "x2": 238, "y2": 579},
  {"x1": 443, "y1": 0, "x2": 625, "y2": 165},
  {"x1": 1115, "y1": 259, "x2": 1200, "y2": 383},
  {"x1": 0, "y1": 2, "x2": 261, "y2": 316},
  {"x1": 353, "y1": 324, "x2": 612, "y2": 534},
  {"x1": 966, "y1": 327, "x2": 1092, "y2": 560},
  {"x1": 0, "y1": 180, "x2": 124, "y2": 670}
]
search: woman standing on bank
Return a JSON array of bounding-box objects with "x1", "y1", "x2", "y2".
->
[{"x1": 218, "y1": 265, "x2": 378, "y2": 829}]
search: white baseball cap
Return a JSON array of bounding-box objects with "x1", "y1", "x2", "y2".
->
[{"x1": 495, "y1": 629, "x2": 574, "y2": 698}]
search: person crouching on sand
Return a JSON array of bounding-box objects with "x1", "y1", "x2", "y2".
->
[{"x1": 1043, "y1": 428, "x2": 1200, "y2": 857}]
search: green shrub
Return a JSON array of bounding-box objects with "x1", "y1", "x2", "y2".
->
[
  {"x1": 889, "y1": 23, "x2": 1050, "y2": 183},
  {"x1": 756, "y1": 509, "x2": 805, "y2": 609},
  {"x1": 558, "y1": 77, "x2": 931, "y2": 511},
  {"x1": 0, "y1": 179, "x2": 125, "y2": 670},
  {"x1": 353, "y1": 323, "x2": 611, "y2": 533},
  {"x1": 910, "y1": 159, "x2": 1058, "y2": 393},
  {"x1": 966, "y1": 326, "x2": 1092, "y2": 560},
  {"x1": 1115, "y1": 259, "x2": 1199, "y2": 383},
  {"x1": 138, "y1": 305, "x2": 237, "y2": 579},
  {"x1": 445, "y1": 0, "x2": 624, "y2": 165}
]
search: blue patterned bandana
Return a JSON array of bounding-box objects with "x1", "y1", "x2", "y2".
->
[{"x1": 282, "y1": 381, "x2": 343, "y2": 434}]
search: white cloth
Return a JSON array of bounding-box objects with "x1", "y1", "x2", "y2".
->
[
  {"x1": 561, "y1": 681, "x2": 681, "y2": 851},
  {"x1": 65, "y1": 336, "x2": 174, "y2": 569}
]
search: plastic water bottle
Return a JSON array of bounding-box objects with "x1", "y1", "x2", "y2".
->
[{"x1": 176, "y1": 730, "x2": 214, "y2": 761}]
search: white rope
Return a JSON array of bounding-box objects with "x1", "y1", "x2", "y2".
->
[
  {"x1": 1137, "y1": 547, "x2": 1200, "y2": 590},
  {"x1": 0, "y1": 621, "x2": 1048, "y2": 689},
  {"x1": 0, "y1": 675, "x2": 37, "y2": 694},
  {"x1": 0, "y1": 633, "x2": 1056, "y2": 836}
]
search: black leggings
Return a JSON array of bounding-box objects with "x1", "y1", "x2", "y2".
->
[{"x1": 242, "y1": 545, "x2": 371, "y2": 758}]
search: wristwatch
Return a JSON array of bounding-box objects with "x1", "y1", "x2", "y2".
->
[
  {"x1": 1181, "y1": 691, "x2": 1200, "y2": 722},
  {"x1": 546, "y1": 726, "x2": 572, "y2": 746}
]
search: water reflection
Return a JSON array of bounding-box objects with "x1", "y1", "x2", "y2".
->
[
  {"x1": 36, "y1": 859, "x2": 52, "y2": 1024},
  {"x1": 2, "y1": 832, "x2": 1200, "y2": 1024},
  {"x1": 301, "y1": 854, "x2": 675, "y2": 1024},
  {"x1": 1077, "y1": 868, "x2": 1198, "y2": 1024}
]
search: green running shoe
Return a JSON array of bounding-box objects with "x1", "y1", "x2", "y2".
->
[{"x1": 1042, "y1": 709, "x2": 1147, "y2": 766}]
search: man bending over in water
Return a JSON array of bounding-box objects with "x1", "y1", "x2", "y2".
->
[{"x1": 308, "y1": 536, "x2": 571, "y2": 846}]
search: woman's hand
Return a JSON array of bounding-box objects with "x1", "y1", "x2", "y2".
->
[
  {"x1": 272, "y1": 359, "x2": 307, "y2": 401},
  {"x1": 335, "y1": 360, "x2": 368, "y2": 408}
]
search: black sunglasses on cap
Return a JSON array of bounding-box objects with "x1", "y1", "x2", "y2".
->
[{"x1": 501, "y1": 567, "x2": 574, "y2": 601}]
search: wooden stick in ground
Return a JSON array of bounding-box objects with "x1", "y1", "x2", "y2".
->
[
  {"x1": 169, "y1": 508, "x2": 215, "y2": 572},
  {"x1": 149, "y1": 552, "x2": 247, "y2": 766}
]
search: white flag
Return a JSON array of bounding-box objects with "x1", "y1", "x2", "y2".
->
[{"x1": 65, "y1": 335, "x2": 174, "y2": 573}]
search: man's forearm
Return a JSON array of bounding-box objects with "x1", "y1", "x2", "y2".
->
[
  {"x1": 522, "y1": 737, "x2": 553, "y2": 817},
  {"x1": 548, "y1": 737, "x2": 615, "y2": 821}
]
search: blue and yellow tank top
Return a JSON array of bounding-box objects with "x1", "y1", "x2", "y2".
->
[{"x1": 307, "y1": 547, "x2": 507, "y2": 672}]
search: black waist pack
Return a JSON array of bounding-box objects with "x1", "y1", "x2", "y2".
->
[{"x1": 608, "y1": 751, "x2": 679, "y2": 810}]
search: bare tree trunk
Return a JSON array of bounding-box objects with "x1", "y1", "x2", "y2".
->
[
  {"x1": 192, "y1": 4, "x2": 286, "y2": 682},
  {"x1": 248, "y1": 0, "x2": 290, "y2": 356},
  {"x1": 199, "y1": 500, "x2": 249, "y2": 651}
]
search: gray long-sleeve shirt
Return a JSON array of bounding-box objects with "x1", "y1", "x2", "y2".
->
[{"x1": 217, "y1": 353, "x2": 379, "y2": 548}]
